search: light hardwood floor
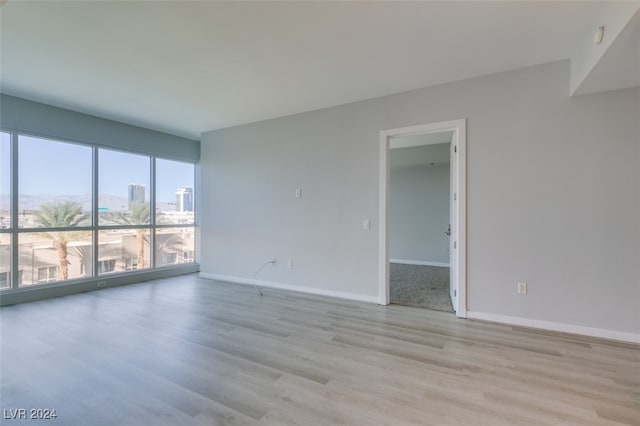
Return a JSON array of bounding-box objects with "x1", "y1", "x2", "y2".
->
[{"x1": 1, "y1": 274, "x2": 638, "y2": 425}]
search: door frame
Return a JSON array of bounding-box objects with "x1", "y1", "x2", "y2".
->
[{"x1": 378, "y1": 119, "x2": 467, "y2": 317}]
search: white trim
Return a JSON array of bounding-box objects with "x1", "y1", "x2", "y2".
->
[
  {"x1": 199, "y1": 273, "x2": 379, "y2": 304},
  {"x1": 390, "y1": 259, "x2": 450, "y2": 268},
  {"x1": 379, "y1": 119, "x2": 467, "y2": 317},
  {"x1": 467, "y1": 311, "x2": 640, "y2": 344},
  {"x1": 379, "y1": 127, "x2": 390, "y2": 306},
  {"x1": 456, "y1": 120, "x2": 467, "y2": 317}
]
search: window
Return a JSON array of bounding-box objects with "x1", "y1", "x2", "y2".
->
[
  {"x1": 98, "y1": 259, "x2": 116, "y2": 274},
  {"x1": 156, "y1": 227, "x2": 195, "y2": 267},
  {"x1": 0, "y1": 234, "x2": 9, "y2": 289},
  {"x1": 18, "y1": 136, "x2": 92, "y2": 228},
  {"x1": 182, "y1": 250, "x2": 194, "y2": 263},
  {"x1": 98, "y1": 229, "x2": 150, "y2": 275},
  {"x1": 18, "y1": 231, "x2": 93, "y2": 286},
  {"x1": 164, "y1": 252, "x2": 177, "y2": 264},
  {"x1": 125, "y1": 257, "x2": 138, "y2": 271},
  {"x1": 37, "y1": 266, "x2": 58, "y2": 283},
  {"x1": 1, "y1": 131, "x2": 196, "y2": 291},
  {"x1": 1, "y1": 132, "x2": 10, "y2": 229},
  {"x1": 1, "y1": 270, "x2": 21, "y2": 287},
  {"x1": 156, "y1": 159, "x2": 194, "y2": 225},
  {"x1": 1, "y1": 134, "x2": 11, "y2": 289},
  {"x1": 99, "y1": 149, "x2": 150, "y2": 226},
  {"x1": 155, "y1": 159, "x2": 195, "y2": 269}
]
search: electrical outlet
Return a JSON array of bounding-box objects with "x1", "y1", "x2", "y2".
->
[
  {"x1": 295, "y1": 188, "x2": 301, "y2": 198},
  {"x1": 517, "y1": 282, "x2": 527, "y2": 294},
  {"x1": 287, "y1": 260, "x2": 293, "y2": 270},
  {"x1": 97, "y1": 281, "x2": 106, "y2": 288}
]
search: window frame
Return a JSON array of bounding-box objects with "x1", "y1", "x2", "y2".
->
[
  {"x1": 0, "y1": 130, "x2": 198, "y2": 291},
  {"x1": 37, "y1": 266, "x2": 58, "y2": 283}
]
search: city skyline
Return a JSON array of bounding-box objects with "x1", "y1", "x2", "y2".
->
[{"x1": 0, "y1": 184, "x2": 196, "y2": 213}]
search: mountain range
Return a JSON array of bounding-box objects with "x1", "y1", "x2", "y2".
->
[{"x1": 0, "y1": 194, "x2": 175, "y2": 212}]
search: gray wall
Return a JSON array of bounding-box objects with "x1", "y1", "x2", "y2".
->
[
  {"x1": 200, "y1": 60, "x2": 640, "y2": 334},
  {"x1": 390, "y1": 159, "x2": 450, "y2": 265},
  {"x1": 0, "y1": 94, "x2": 199, "y2": 161}
]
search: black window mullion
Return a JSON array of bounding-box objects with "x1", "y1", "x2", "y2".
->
[
  {"x1": 10, "y1": 132, "x2": 18, "y2": 289},
  {"x1": 93, "y1": 146, "x2": 99, "y2": 278},
  {"x1": 150, "y1": 156, "x2": 156, "y2": 269}
]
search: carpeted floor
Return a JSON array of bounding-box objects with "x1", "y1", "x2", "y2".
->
[{"x1": 390, "y1": 263, "x2": 454, "y2": 312}]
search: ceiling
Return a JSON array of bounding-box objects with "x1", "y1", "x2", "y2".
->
[
  {"x1": 573, "y1": 9, "x2": 640, "y2": 96},
  {"x1": 391, "y1": 142, "x2": 451, "y2": 171},
  {"x1": 1, "y1": 1, "x2": 603, "y2": 140},
  {"x1": 390, "y1": 132, "x2": 453, "y2": 150}
]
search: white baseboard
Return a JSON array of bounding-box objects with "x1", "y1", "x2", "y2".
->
[
  {"x1": 466, "y1": 311, "x2": 640, "y2": 344},
  {"x1": 199, "y1": 272, "x2": 379, "y2": 304},
  {"x1": 390, "y1": 259, "x2": 450, "y2": 268}
]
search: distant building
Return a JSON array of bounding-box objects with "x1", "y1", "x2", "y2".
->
[
  {"x1": 128, "y1": 184, "x2": 145, "y2": 209},
  {"x1": 175, "y1": 187, "x2": 193, "y2": 212}
]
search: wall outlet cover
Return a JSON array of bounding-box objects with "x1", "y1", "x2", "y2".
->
[{"x1": 517, "y1": 282, "x2": 527, "y2": 294}]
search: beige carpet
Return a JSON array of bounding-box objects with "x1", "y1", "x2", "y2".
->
[{"x1": 390, "y1": 263, "x2": 454, "y2": 312}]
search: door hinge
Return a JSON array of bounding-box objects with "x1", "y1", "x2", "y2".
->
[
  {"x1": 454, "y1": 145, "x2": 457, "y2": 153},
  {"x1": 454, "y1": 241, "x2": 457, "y2": 249},
  {"x1": 453, "y1": 193, "x2": 457, "y2": 201},
  {"x1": 454, "y1": 290, "x2": 457, "y2": 297}
]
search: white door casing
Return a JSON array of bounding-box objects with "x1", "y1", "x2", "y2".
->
[
  {"x1": 379, "y1": 119, "x2": 467, "y2": 317},
  {"x1": 449, "y1": 140, "x2": 457, "y2": 309}
]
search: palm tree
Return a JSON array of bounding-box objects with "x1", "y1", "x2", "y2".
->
[
  {"x1": 155, "y1": 231, "x2": 186, "y2": 265},
  {"x1": 108, "y1": 201, "x2": 149, "y2": 269},
  {"x1": 34, "y1": 201, "x2": 88, "y2": 280}
]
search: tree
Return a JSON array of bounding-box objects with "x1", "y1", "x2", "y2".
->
[
  {"x1": 155, "y1": 231, "x2": 186, "y2": 265},
  {"x1": 34, "y1": 201, "x2": 88, "y2": 281},
  {"x1": 108, "y1": 202, "x2": 149, "y2": 269}
]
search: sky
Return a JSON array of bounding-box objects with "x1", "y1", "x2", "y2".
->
[{"x1": 12, "y1": 135, "x2": 194, "y2": 203}]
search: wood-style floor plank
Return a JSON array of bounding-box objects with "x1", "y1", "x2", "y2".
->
[{"x1": 1, "y1": 274, "x2": 638, "y2": 425}]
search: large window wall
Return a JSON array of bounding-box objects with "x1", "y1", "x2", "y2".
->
[{"x1": 0, "y1": 131, "x2": 196, "y2": 290}]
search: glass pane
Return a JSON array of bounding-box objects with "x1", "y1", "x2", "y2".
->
[
  {"x1": 155, "y1": 227, "x2": 195, "y2": 267},
  {"x1": 98, "y1": 149, "x2": 150, "y2": 225},
  {"x1": 18, "y1": 136, "x2": 92, "y2": 228},
  {"x1": 18, "y1": 231, "x2": 93, "y2": 286},
  {"x1": 0, "y1": 234, "x2": 10, "y2": 289},
  {"x1": 156, "y1": 159, "x2": 194, "y2": 225},
  {"x1": 98, "y1": 229, "x2": 150, "y2": 274},
  {"x1": 1, "y1": 133, "x2": 10, "y2": 229}
]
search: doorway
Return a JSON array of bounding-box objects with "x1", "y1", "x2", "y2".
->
[
  {"x1": 389, "y1": 137, "x2": 453, "y2": 312},
  {"x1": 379, "y1": 120, "x2": 466, "y2": 317}
]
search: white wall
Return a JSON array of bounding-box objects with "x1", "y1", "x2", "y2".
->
[
  {"x1": 200, "y1": 60, "x2": 640, "y2": 336},
  {"x1": 390, "y1": 149, "x2": 450, "y2": 265}
]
